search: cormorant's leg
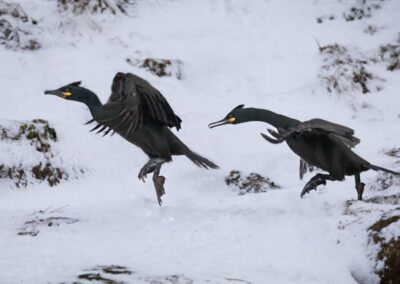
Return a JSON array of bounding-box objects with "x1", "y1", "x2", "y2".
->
[
  {"x1": 138, "y1": 158, "x2": 164, "y2": 182},
  {"x1": 300, "y1": 173, "x2": 338, "y2": 198},
  {"x1": 137, "y1": 158, "x2": 166, "y2": 205},
  {"x1": 354, "y1": 173, "x2": 365, "y2": 201}
]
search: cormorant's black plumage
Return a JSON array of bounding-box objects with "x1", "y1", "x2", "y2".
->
[
  {"x1": 45, "y1": 72, "x2": 218, "y2": 205},
  {"x1": 209, "y1": 105, "x2": 399, "y2": 200}
]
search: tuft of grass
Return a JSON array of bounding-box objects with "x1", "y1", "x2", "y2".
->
[
  {"x1": 126, "y1": 57, "x2": 183, "y2": 80},
  {"x1": 343, "y1": 0, "x2": 384, "y2": 22},
  {"x1": 225, "y1": 170, "x2": 280, "y2": 195},
  {"x1": 0, "y1": 119, "x2": 83, "y2": 187},
  {"x1": 370, "y1": 147, "x2": 400, "y2": 191},
  {"x1": 57, "y1": 0, "x2": 135, "y2": 15},
  {"x1": 0, "y1": 2, "x2": 40, "y2": 51},
  {"x1": 379, "y1": 42, "x2": 400, "y2": 71},
  {"x1": 318, "y1": 42, "x2": 383, "y2": 95}
]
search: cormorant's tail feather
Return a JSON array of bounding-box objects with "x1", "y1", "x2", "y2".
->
[
  {"x1": 367, "y1": 163, "x2": 400, "y2": 175},
  {"x1": 185, "y1": 150, "x2": 219, "y2": 170}
]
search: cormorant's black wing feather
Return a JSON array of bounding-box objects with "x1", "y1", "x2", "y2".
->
[
  {"x1": 263, "y1": 118, "x2": 360, "y2": 149},
  {"x1": 276, "y1": 118, "x2": 360, "y2": 148},
  {"x1": 94, "y1": 98, "x2": 141, "y2": 137},
  {"x1": 299, "y1": 119, "x2": 360, "y2": 147},
  {"x1": 124, "y1": 73, "x2": 182, "y2": 130},
  {"x1": 94, "y1": 72, "x2": 181, "y2": 138}
]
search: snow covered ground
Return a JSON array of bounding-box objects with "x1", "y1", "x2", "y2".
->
[{"x1": 0, "y1": 0, "x2": 399, "y2": 283}]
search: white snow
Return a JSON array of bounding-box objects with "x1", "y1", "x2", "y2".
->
[{"x1": 0, "y1": 0, "x2": 399, "y2": 283}]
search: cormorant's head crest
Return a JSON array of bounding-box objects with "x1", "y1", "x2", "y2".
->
[{"x1": 208, "y1": 104, "x2": 245, "y2": 129}]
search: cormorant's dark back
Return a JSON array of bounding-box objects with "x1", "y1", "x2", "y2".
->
[
  {"x1": 45, "y1": 72, "x2": 219, "y2": 205},
  {"x1": 209, "y1": 105, "x2": 399, "y2": 200}
]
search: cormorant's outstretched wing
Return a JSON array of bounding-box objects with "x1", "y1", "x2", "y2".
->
[
  {"x1": 117, "y1": 72, "x2": 182, "y2": 130},
  {"x1": 87, "y1": 72, "x2": 182, "y2": 137},
  {"x1": 87, "y1": 94, "x2": 142, "y2": 137},
  {"x1": 261, "y1": 118, "x2": 360, "y2": 148},
  {"x1": 300, "y1": 119, "x2": 360, "y2": 147},
  {"x1": 136, "y1": 75, "x2": 181, "y2": 130}
]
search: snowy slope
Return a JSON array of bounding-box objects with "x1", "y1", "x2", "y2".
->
[{"x1": 0, "y1": 0, "x2": 399, "y2": 283}]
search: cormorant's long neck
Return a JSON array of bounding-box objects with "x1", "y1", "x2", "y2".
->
[
  {"x1": 78, "y1": 90, "x2": 103, "y2": 113},
  {"x1": 243, "y1": 108, "x2": 301, "y2": 129}
]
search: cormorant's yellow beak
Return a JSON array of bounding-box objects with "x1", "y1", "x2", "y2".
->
[
  {"x1": 44, "y1": 89, "x2": 68, "y2": 98},
  {"x1": 209, "y1": 116, "x2": 236, "y2": 128}
]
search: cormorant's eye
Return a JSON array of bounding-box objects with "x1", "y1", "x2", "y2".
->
[{"x1": 63, "y1": 88, "x2": 72, "y2": 97}]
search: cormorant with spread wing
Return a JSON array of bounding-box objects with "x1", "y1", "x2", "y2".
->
[
  {"x1": 209, "y1": 105, "x2": 399, "y2": 200},
  {"x1": 45, "y1": 72, "x2": 219, "y2": 205}
]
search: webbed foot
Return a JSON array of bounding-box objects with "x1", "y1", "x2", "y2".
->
[
  {"x1": 138, "y1": 163, "x2": 156, "y2": 182},
  {"x1": 300, "y1": 179, "x2": 326, "y2": 198},
  {"x1": 153, "y1": 176, "x2": 166, "y2": 206},
  {"x1": 138, "y1": 167, "x2": 151, "y2": 182}
]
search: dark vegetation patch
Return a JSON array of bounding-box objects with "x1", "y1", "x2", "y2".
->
[
  {"x1": 343, "y1": 199, "x2": 374, "y2": 217},
  {"x1": 225, "y1": 170, "x2": 280, "y2": 195},
  {"x1": 0, "y1": 1, "x2": 40, "y2": 50},
  {"x1": 58, "y1": 0, "x2": 135, "y2": 15},
  {"x1": 364, "y1": 25, "x2": 380, "y2": 35},
  {"x1": 344, "y1": 197, "x2": 399, "y2": 218},
  {"x1": 77, "y1": 265, "x2": 133, "y2": 284},
  {"x1": 71, "y1": 265, "x2": 253, "y2": 283},
  {"x1": 318, "y1": 43, "x2": 383, "y2": 95},
  {"x1": 126, "y1": 57, "x2": 183, "y2": 79},
  {"x1": 379, "y1": 41, "x2": 400, "y2": 71},
  {"x1": 0, "y1": 164, "x2": 28, "y2": 187},
  {"x1": 0, "y1": 162, "x2": 67, "y2": 187},
  {"x1": 1, "y1": 118, "x2": 57, "y2": 153},
  {"x1": 343, "y1": 0, "x2": 385, "y2": 22},
  {"x1": 317, "y1": 0, "x2": 385, "y2": 26},
  {"x1": 18, "y1": 207, "x2": 78, "y2": 237},
  {"x1": 99, "y1": 265, "x2": 133, "y2": 275},
  {"x1": 0, "y1": 119, "x2": 82, "y2": 187},
  {"x1": 316, "y1": 14, "x2": 335, "y2": 24},
  {"x1": 18, "y1": 216, "x2": 79, "y2": 236},
  {"x1": 74, "y1": 266, "x2": 198, "y2": 284},
  {"x1": 31, "y1": 162, "x2": 66, "y2": 187},
  {"x1": 385, "y1": 147, "x2": 400, "y2": 159},
  {"x1": 142, "y1": 275, "x2": 193, "y2": 284},
  {"x1": 223, "y1": 278, "x2": 252, "y2": 284},
  {"x1": 78, "y1": 273, "x2": 122, "y2": 283},
  {"x1": 364, "y1": 193, "x2": 400, "y2": 205},
  {"x1": 344, "y1": 193, "x2": 400, "y2": 283},
  {"x1": 371, "y1": 172, "x2": 400, "y2": 192},
  {"x1": 370, "y1": 147, "x2": 400, "y2": 191},
  {"x1": 369, "y1": 215, "x2": 400, "y2": 283}
]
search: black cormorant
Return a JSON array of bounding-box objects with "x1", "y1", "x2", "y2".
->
[
  {"x1": 209, "y1": 105, "x2": 399, "y2": 200},
  {"x1": 45, "y1": 72, "x2": 219, "y2": 205}
]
